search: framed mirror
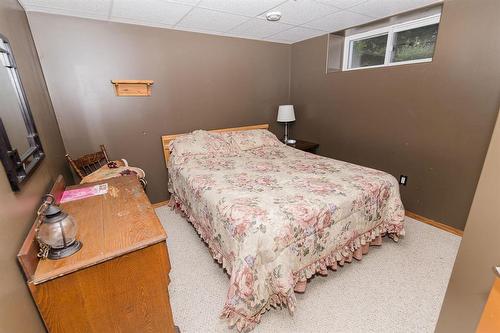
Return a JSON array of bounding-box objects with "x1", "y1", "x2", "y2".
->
[{"x1": 0, "y1": 34, "x2": 44, "y2": 191}]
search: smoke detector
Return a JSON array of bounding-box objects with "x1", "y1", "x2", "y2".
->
[{"x1": 266, "y1": 11, "x2": 282, "y2": 22}]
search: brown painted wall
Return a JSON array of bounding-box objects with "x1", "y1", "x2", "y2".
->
[
  {"x1": 289, "y1": 0, "x2": 500, "y2": 229},
  {"x1": 24, "y1": 0, "x2": 500, "y2": 228},
  {"x1": 0, "y1": 0, "x2": 72, "y2": 332},
  {"x1": 435, "y1": 108, "x2": 500, "y2": 332},
  {"x1": 26, "y1": 12, "x2": 291, "y2": 203}
]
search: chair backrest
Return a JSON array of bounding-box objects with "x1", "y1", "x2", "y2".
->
[{"x1": 66, "y1": 145, "x2": 110, "y2": 179}]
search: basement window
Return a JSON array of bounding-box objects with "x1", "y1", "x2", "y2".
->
[{"x1": 341, "y1": 14, "x2": 440, "y2": 71}]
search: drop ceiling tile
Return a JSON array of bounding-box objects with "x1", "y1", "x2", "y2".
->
[
  {"x1": 305, "y1": 10, "x2": 373, "y2": 32},
  {"x1": 349, "y1": 0, "x2": 441, "y2": 18},
  {"x1": 258, "y1": 0, "x2": 340, "y2": 25},
  {"x1": 228, "y1": 18, "x2": 293, "y2": 38},
  {"x1": 20, "y1": 0, "x2": 441, "y2": 44},
  {"x1": 20, "y1": 0, "x2": 112, "y2": 19},
  {"x1": 176, "y1": 8, "x2": 249, "y2": 32},
  {"x1": 269, "y1": 26, "x2": 326, "y2": 43},
  {"x1": 109, "y1": 17, "x2": 173, "y2": 29},
  {"x1": 175, "y1": 26, "x2": 229, "y2": 36},
  {"x1": 262, "y1": 37, "x2": 292, "y2": 44},
  {"x1": 315, "y1": 0, "x2": 368, "y2": 10},
  {"x1": 167, "y1": 0, "x2": 201, "y2": 5},
  {"x1": 196, "y1": 0, "x2": 286, "y2": 17},
  {"x1": 111, "y1": 0, "x2": 192, "y2": 25}
]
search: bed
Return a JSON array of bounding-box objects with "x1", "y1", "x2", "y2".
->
[{"x1": 162, "y1": 124, "x2": 405, "y2": 332}]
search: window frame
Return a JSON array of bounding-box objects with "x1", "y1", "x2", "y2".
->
[{"x1": 342, "y1": 13, "x2": 441, "y2": 71}]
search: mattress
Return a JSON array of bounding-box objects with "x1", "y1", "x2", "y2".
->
[{"x1": 168, "y1": 143, "x2": 405, "y2": 331}]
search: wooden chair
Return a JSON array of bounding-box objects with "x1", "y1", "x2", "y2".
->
[
  {"x1": 66, "y1": 145, "x2": 147, "y2": 189},
  {"x1": 66, "y1": 145, "x2": 110, "y2": 179}
]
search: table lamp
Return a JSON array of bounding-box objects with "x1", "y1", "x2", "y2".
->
[{"x1": 277, "y1": 105, "x2": 295, "y2": 143}]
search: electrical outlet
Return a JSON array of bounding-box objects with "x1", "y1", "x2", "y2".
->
[{"x1": 399, "y1": 175, "x2": 408, "y2": 186}]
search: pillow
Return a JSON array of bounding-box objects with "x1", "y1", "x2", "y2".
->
[
  {"x1": 224, "y1": 129, "x2": 281, "y2": 151},
  {"x1": 169, "y1": 130, "x2": 237, "y2": 158}
]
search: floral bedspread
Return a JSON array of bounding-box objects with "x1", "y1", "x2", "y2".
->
[{"x1": 168, "y1": 142, "x2": 405, "y2": 331}]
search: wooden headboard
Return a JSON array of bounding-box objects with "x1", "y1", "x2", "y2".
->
[{"x1": 161, "y1": 124, "x2": 269, "y2": 167}]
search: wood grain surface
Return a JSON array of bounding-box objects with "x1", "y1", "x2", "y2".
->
[
  {"x1": 32, "y1": 176, "x2": 166, "y2": 284},
  {"x1": 31, "y1": 242, "x2": 175, "y2": 333},
  {"x1": 25, "y1": 175, "x2": 176, "y2": 332}
]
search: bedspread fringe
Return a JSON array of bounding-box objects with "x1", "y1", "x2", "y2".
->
[
  {"x1": 169, "y1": 193, "x2": 405, "y2": 332},
  {"x1": 169, "y1": 194, "x2": 235, "y2": 274}
]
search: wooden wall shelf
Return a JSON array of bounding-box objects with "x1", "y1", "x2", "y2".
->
[{"x1": 111, "y1": 80, "x2": 153, "y2": 96}]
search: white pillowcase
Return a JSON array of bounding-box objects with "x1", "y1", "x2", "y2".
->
[
  {"x1": 170, "y1": 130, "x2": 237, "y2": 158},
  {"x1": 223, "y1": 129, "x2": 281, "y2": 151}
]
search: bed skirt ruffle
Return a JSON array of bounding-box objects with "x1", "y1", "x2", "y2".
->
[{"x1": 169, "y1": 193, "x2": 405, "y2": 332}]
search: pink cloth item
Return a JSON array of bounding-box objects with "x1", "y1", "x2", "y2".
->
[{"x1": 61, "y1": 183, "x2": 108, "y2": 203}]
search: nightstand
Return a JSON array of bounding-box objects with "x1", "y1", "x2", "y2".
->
[{"x1": 287, "y1": 140, "x2": 319, "y2": 153}]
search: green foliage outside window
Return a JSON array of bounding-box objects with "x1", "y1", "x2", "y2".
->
[
  {"x1": 352, "y1": 34, "x2": 387, "y2": 67},
  {"x1": 353, "y1": 35, "x2": 387, "y2": 57},
  {"x1": 349, "y1": 23, "x2": 439, "y2": 68},
  {"x1": 392, "y1": 23, "x2": 439, "y2": 62}
]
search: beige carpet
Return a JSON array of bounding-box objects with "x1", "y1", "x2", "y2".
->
[{"x1": 155, "y1": 206, "x2": 461, "y2": 333}]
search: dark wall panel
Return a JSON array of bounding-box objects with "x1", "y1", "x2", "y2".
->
[
  {"x1": 289, "y1": 0, "x2": 500, "y2": 229},
  {"x1": 0, "y1": 1, "x2": 72, "y2": 332},
  {"x1": 27, "y1": 13, "x2": 291, "y2": 203}
]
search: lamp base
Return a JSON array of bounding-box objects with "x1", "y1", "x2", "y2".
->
[
  {"x1": 48, "y1": 240, "x2": 83, "y2": 260},
  {"x1": 283, "y1": 122, "x2": 290, "y2": 142}
]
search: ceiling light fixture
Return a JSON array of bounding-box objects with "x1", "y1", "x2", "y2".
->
[{"x1": 266, "y1": 11, "x2": 282, "y2": 22}]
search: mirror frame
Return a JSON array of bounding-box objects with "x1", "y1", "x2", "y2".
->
[{"x1": 0, "y1": 33, "x2": 44, "y2": 191}]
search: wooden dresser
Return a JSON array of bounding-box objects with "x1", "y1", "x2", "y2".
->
[{"x1": 18, "y1": 176, "x2": 176, "y2": 333}]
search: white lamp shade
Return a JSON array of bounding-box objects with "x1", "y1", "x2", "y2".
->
[{"x1": 277, "y1": 105, "x2": 295, "y2": 122}]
